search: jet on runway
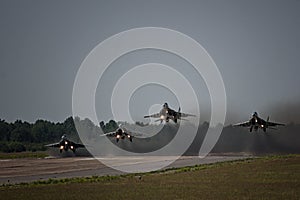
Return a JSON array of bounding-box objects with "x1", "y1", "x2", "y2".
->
[
  {"x1": 144, "y1": 102, "x2": 196, "y2": 123},
  {"x1": 233, "y1": 112, "x2": 284, "y2": 132},
  {"x1": 45, "y1": 135, "x2": 85, "y2": 153},
  {"x1": 101, "y1": 124, "x2": 144, "y2": 142}
]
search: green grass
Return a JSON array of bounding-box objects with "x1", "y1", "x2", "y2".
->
[
  {"x1": 1, "y1": 154, "x2": 299, "y2": 200},
  {"x1": 0, "y1": 151, "x2": 49, "y2": 159}
]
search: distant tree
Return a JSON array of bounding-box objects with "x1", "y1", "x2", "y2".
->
[
  {"x1": 32, "y1": 120, "x2": 52, "y2": 142},
  {"x1": 9, "y1": 142, "x2": 26, "y2": 152},
  {"x1": 10, "y1": 120, "x2": 32, "y2": 142},
  {"x1": 63, "y1": 116, "x2": 77, "y2": 136},
  {"x1": 0, "y1": 119, "x2": 11, "y2": 141},
  {"x1": 103, "y1": 120, "x2": 118, "y2": 133},
  {"x1": 0, "y1": 142, "x2": 10, "y2": 152},
  {"x1": 135, "y1": 121, "x2": 147, "y2": 127},
  {"x1": 99, "y1": 121, "x2": 105, "y2": 129}
]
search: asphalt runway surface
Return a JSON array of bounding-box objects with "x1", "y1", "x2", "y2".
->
[{"x1": 0, "y1": 155, "x2": 250, "y2": 184}]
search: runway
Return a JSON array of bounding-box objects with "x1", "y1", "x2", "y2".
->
[{"x1": 0, "y1": 155, "x2": 250, "y2": 184}]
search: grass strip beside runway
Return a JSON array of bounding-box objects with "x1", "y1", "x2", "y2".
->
[
  {"x1": 0, "y1": 152, "x2": 48, "y2": 159},
  {"x1": 1, "y1": 155, "x2": 299, "y2": 199}
]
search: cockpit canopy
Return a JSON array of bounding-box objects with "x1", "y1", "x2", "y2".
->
[
  {"x1": 252, "y1": 112, "x2": 258, "y2": 117},
  {"x1": 163, "y1": 102, "x2": 169, "y2": 108}
]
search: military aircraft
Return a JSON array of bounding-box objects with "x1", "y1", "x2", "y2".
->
[
  {"x1": 45, "y1": 134, "x2": 85, "y2": 153},
  {"x1": 233, "y1": 112, "x2": 285, "y2": 132},
  {"x1": 144, "y1": 102, "x2": 196, "y2": 123},
  {"x1": 101, "y1": 124, "x2": 144, "y2": 142}
]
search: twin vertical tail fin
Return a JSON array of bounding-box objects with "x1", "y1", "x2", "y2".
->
[
  {"x1": 178, "y1": 107, "x2": 181, "y2": 119},
  {"x1": 266, "y1": 116, "x2": 270, "y2": 128}
]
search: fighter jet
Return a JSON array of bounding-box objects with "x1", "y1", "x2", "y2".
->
[
  {"x1": 233, "y1": 112, "x2": 285, "y2": 132},
  {"x1": 101, "y1": 124, "x2": 144, "y2": 143},
  {"x1": 45, "y1": 134, "x2": 85, "y2": 153},
  {"x1": 144, "y1": 102, "x2": 196, "y2": 123}
]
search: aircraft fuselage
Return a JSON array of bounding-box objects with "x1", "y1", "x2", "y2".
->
[
  {"x1": 59, "y1": 139, "x2": 76, "y2": 153},
  {"x1": 115, "y1": 128, "x2": 133, "y2": 142},
  {"x1": 249, "y1": 116, "x2": 267, "y2": 132}
]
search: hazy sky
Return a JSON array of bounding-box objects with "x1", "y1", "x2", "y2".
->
[{"x1": 0, "y1": 0, "x2": 299, "y2": 124}]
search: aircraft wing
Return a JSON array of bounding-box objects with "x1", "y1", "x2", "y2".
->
[
  {"x1": 267, "y1": 121, "x2": 285, "y2": 127},
  {"x1": 233, "y1": 121, "x2": 251, "y2": 127},
  {"x1": 100, "y1": 131, "x2": 116, "y2": 137},
  {"x1": 144, "y1": 113, "x2": 160, "y2": 118},
  {"x1": 45, "y1": 142, "x2": 61, "y2": 148},
  {"x1": 72, "y1": 142, "x2": 85, "y2": 148},
  {"x1": 179, "y1": 112, "x2": 196, "y2": 118},
  {"x1": 124, "y1": 130, "x2": 145, "y2": 137}
]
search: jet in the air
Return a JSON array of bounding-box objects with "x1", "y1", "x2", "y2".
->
[
  {"x1": 144, "y1": 102, "x2": 196, "y2": 123},
  {"x1": 233, "y1": 112, "x2": 285, "y2": 132},
  {"x1": 45, "y1": 135, "x2": 85, "y2": 153}
]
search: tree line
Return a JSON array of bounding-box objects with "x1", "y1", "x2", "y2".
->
[{"x1": 0, "y1": 117, "x2": 118, "y2": 153}]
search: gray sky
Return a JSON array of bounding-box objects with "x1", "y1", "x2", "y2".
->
[{"x1": 0, "y1": 0, "x2": 299, "y2": 124}]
